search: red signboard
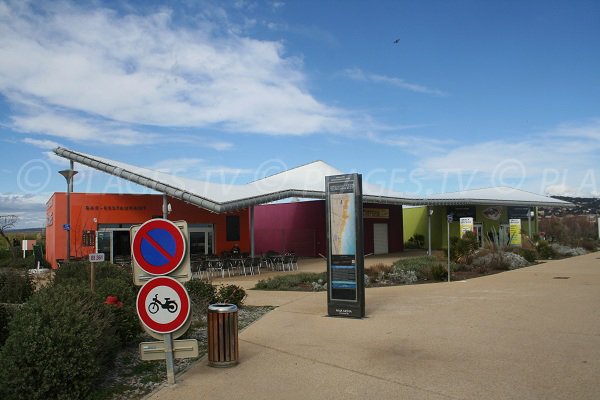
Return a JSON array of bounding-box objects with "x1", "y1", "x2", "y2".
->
[
  {"x1": 136, "y1": 276, "x2": 191, "y2": 334},
  {"x1": 132, "y1": 219, "x2": 186, "y2": 276}
]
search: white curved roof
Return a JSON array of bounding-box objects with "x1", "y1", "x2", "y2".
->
[{"x1": 54, "y1": 147, "x2": 571, "y2": 211}]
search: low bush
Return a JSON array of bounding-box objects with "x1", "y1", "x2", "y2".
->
[
  {"x1": 95, "y1": 278, "x2": 141, "y2": 345},
  {"x1": 536, "y1": 241, "x2": 556, "y2": 259},
  {"x1": 581, "y1": 239, "x2": 599, "y2": 252},
  {"x1": 254, "y1": 272, "x2": 327, "y2": 291},
  {"x1": 185, "y1": 279, "x2": 217, "y2": 319},
  {"x1": 388, "y1": 269, "x2": 418, "y2": 284},
  {"x1": 450, "y1": 231, "x2": 479, "y2": 263},
  {"x1": 392, "y1": 255, "x2": 445, "y2": 281},
  {"x1": 516, "y1": 248, "x2": 537, "y2": 263},
  {"x1": 365, "y1": 263, "x2": 393, "y2": 280},
  {"x1": 0, "y1": 284, "x2": 120, "y2": 400},
  {"x1": 551, "y1": 243, "x2": 587, "y2": 257},
  {"x1": 0, "y1": 303, "x2": 21, "y2": 346},
  {"x1": 430, "y1": 264, "x2": 448, "y2": 281},
  {"x1": 471, "y1": 250, "x2": 529, "y2": 271},
  {"x1": 54, "y1": 261, "x2": 140, "y2": 346},
  {"x1": 0, "y1": 269, "x2": 34, "y2": 303},
  {"x1": 216, "y1": 284, "x2": 247, "y2": 307},
  {"x1": 405, "y1": 234, "x2": 425, "y2": 249},
  {"x1": 53, "y1": 260, "x2": 89, "y2": 285}
]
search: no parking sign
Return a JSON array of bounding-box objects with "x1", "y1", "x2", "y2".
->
[{"x1": 131, "y1": 219, "x2": 191, "y2": 285}]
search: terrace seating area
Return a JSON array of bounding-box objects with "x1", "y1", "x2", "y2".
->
[{"x1": 190, "y1": 251, "x2": 298, "y2": 280}]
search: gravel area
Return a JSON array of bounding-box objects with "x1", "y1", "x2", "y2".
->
[{"x1": 94, "y1": 306, "x2": 273, "y2": 400}]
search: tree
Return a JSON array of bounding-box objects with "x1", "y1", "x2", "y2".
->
[{"x1": 0, "y1": 215, "x2": 18, "y2": 259}]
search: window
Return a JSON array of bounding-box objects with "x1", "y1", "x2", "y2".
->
[
  {"x1": 82, "y1": 230, "x2": 95, "y2": 247},
  {"x1": 226, "y1": 215, "x2": 240, "y2": 241}
]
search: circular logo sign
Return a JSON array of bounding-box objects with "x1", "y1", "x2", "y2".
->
[
  {"x1": 136, "y1": 276, "x2": 191, "y2": 334},
  {"x1": 132, "y1": 219, "x2": 186, "y2": 276}
]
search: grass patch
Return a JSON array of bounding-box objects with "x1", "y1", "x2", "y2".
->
[{"x1": 254, "y1": 272, "x2": 327, "y2": 291}]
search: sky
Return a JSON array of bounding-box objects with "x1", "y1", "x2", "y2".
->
[{"x1": 1, "y1": 0, "x2": 599, "y2": 228}]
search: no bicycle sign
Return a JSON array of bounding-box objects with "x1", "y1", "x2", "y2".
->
[{"x1": 136, "y1": 276, "x2": 191, "y2": 334}]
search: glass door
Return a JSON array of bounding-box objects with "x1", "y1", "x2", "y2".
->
[
  {"x1": 189, "y1": 226, "x2": 214, "y2": 256},
  {"x1": 474, "y1": 224, "x2": 483, "y2": 247}
]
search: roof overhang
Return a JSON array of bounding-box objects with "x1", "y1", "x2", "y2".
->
[{"x1": 53, "y1": 147, "x2": 572, "y2": 211}]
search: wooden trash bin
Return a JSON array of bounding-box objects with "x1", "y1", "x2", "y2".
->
[{"x1": 207, "y1": 303, "x2": 239, "y2": 367}]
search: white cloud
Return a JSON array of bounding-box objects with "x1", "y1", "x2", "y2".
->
[
  {"x1": 366, "y1": 131, "x2": 452, "y2": 155},
  {"x1": 22, "y1": 138, "x2": 61, "y2": 150},
  {"x1": 0, "y1": 192, "x2": 51, "y2": 229},
  {"x1": 343, "y1": 67, "x2": 446, "y2": 96},
  {"x1": 0, "y1": 1, "x2": 352, "y2": 144},
  {"x1": 414, "y1": 121, "x2": 600, "y2": 196}
]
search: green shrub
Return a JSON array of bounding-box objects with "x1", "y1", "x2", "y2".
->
[
  {"x1": 430, "y1": 264, "x2": 447, "y2": 281},
  {"x1": 392, "y1": 255, "x2": 442, "y2": 280},
  {"x1": 536, "y1": 241, "x2": 556, "y2": 259},
  {"x1": 216, "y1": 284, "x2": 247, "y2": 307},
  {"x1": 0, "y1": 303, "x2": 20, "y2": 346},
  {"x1": 0, "y1": 284, "x2": 119, "y2": 400},
  {"x1": 0, "y1": 269, "x2": 34, "y2": 303},
  {"x1": 254, "y1": 272, "x2": 327, "y2": 291},
  {"x1": 185, "y1": 279, "x2": 217, "y2": 319},
  {"x1": 53, "y1": 261, "x2": 89, "y2": 285},
  {"x1": 0, "y1": 253, "x2": 42, "y2": 269},
  {"x1": 581, "y1": 239, "x2": 599, "y2": 252},
  {"x1": 516, "y1": 248, "x2": 537, "y2": 263},
  {"x1": 365, "y1": 263, "x2": 393, "y2": 280},
  {"x1": 95, "y1": 278, "x2": 140, "y2": 345},
  {"x1": 405, "y1": 234, "x2": 425, "y2": 249},
  {"x1": 450, "y1": 231, "x2": 479, "y2": 263}
]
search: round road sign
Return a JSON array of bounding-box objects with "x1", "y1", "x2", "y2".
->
[
  {"x1": 136, "y1": 276, "x2": 191, "y2": 334},
  {"x1": 132, "y1": 219, "x2": 186, "y2": 276}
]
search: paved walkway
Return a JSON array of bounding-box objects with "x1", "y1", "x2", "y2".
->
[{"x1": 149, "y1": 252, "x2": 600, "y2": 400}]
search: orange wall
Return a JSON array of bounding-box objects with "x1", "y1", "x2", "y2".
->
[{"x1": 46, "y1": 193, "x2": 250, "y2": 268}]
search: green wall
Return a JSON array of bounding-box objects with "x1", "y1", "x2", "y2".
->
[{"x1": 403, "y1": 205, "x2": 538, "y2": 250}]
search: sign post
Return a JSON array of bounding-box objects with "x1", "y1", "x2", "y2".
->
[
  {"x1": 326, "y1": 174, "x2": 365, "y2": 318},
  {"x1": 131, "y1": 218, "x2": 194, "y2": 386},
  {"x1": 447, "y1": 214, "x2": 453, "y2": 283},
  {"x1": 88, "y1": 252, "x2": 105, "y2": 292}
]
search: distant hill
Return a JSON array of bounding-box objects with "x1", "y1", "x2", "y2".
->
[{"x1": 540, "y1": 196, "x2": 600, "y2": 217}]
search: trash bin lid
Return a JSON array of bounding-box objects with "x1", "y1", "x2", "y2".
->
[{"x1": 208, "y1": 303, "x2": 238, "y2": 313}]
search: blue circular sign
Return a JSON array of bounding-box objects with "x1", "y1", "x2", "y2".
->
[{"x1": 132, "y1": 219, "x2": 186, "y2": 275}]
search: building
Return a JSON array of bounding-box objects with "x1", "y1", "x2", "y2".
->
[
  {"x1": 45, "y1": 193, "x2": 249, "y2": 268},
  {"x1": 45, "y1": 147, "x2": 571, "y2": 267}
]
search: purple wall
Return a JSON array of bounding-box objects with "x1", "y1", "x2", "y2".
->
[
  {"x1": 254, "y1": 200, "x2": 404, "y2": 257},
  {"x1": 254, "y1": 201, "x2": 327, "y2": 257}
]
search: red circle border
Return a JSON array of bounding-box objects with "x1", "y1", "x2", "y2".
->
[
  {"x1": 136, "y1": 276, "x2": 191, "y2": 334},
  {"x1": 132, "y1": 219, "x2": 186, "y2": 276}
]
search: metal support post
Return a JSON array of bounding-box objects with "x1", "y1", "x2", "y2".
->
[
  {"x1": 447, "y1": 217, "x2": 451, "y2": 283},
  {"x1": 59, "y1": 168, "x2": 78, "y2": 262},
  {"x1": 250, "y1": 206, "x2": 255, "y2": 257},
  {"x1": 164, "y1": 333, "x2": 176, "y2": 385},
  {"x1": 528, "y1": 207, "x2": 532, "y2": 239},
  {"x1": 427, "y1": 207, "x2": 432, "y2": 256},
  {"x1": 162, "y1": 194, "x2": 168, "y2": 220},
  {"x1": 161, "y1": 193, "x2": 176, "y2": 384}
]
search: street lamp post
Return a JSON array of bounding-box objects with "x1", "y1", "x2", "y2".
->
[
  {"x1": 427, "y1": 207, "x2": 434, "y2": 256},
  {"x1": 59, "y1": 168, "x2": 78, "y2": 262}
]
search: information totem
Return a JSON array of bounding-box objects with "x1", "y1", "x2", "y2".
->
[{"x1": 326, "y1": 174, "x2": 365, "y2": 318}]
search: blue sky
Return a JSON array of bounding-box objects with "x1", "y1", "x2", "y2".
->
[{"x1": 1, "y1": 0, "x2": 599, "y2": 228}]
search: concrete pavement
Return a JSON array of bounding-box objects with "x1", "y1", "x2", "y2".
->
[{"x1": 149, "y1": 252, "x2": 600, "y2": 400}]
